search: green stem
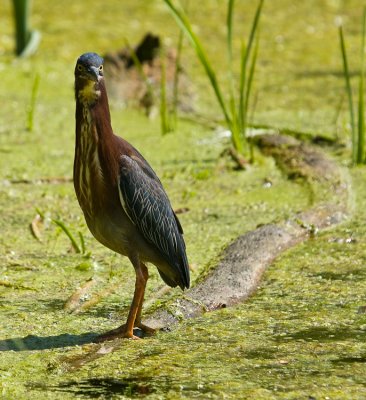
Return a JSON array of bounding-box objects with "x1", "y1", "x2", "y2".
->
[
  {"x1": 53, "y1": 219, "x2": 81, "y2": 253},
  {"x1": 163, "y1": 0, "x2": 232, "y2": 128},
  {"x1": 358, "y1": 8, "x2": 366, "y2": 163},
  {"x1": 339, "y1": 26, "x2": 357, "y2": 164},
  {"x1": 239, "y1": 0, "x2": 264, "y2": 130},
  {"x1": 13, "y1": 0, "x2": 30, "y2": 55}
]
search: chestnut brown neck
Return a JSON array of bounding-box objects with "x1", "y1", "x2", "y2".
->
[
  {"x1": 74, "y1": 77, "x2": 120, "y2": 189},
  {"x1": 75, "y1": 78, "x2": 113, "y2": 142}
]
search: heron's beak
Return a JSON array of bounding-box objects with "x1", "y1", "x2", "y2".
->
[{"x1": 87, "y1": 66, "x2": 99, "y2": 82}]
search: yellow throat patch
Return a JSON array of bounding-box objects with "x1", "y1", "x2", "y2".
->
[{"x1": 78, "y1": 80, "x2": 100, "y2": 104}]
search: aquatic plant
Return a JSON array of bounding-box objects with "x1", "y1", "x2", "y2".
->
[
  {"x1": 53, "y1": 218, "x2": 88, "y2": 255},
  {"x1": 163, "y1": 0, "x2": 264, "y2": 160},
  {"x1": 172, "y1": 27, "x2": 184, "y2": 128},
  {"x1": 160, "y1": 26, "x2": 184, "y2": 135},
  {"x1": 160, "y1": 51, "x2": 172, "y2": 135},
  {"x1": 339, "y1": 9, "x2": 366, "y2": 164},
  {"x1": 26, "y1": 72, "x2": 40, "y2": 132}
]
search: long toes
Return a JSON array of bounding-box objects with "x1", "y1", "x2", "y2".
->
[
  {"x1": 136, "y1": 323, "x2": 156, "y2": 335},
  {"x1": 93, "y1": 322, "x2": 155, "y2": 342},
  {"x1": 93, "y1": 326, "x2": 136, "y2": 343}
]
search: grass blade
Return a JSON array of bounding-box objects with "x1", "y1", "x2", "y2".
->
[
  {"x1": 227, "y1": 0, "x2": 235, "y2": 65},
  {"x1": 243, "y1": 32, "x2": 260, "y2": 130},
  {"x1": 78, "y1": 231, "x2": 86, "y2": 255},
  {"x1": 239, "y1": 40, "x2": 248, "y2": 133},
  {"x1": 226, "y1": 0, "x2": 244, "y2": 152},
  {"x1": 27, "y1": 72, "x2": 40, "y2": 132},
  {"x1": 357, "y1": 8, "x2": 366, "y2": 163},
  {"x1": 53, "y1": 219, "x2": 81, "y2": 253},
  {"x1": 239, "y1": 0, "x2": 264, "y2": 131},
  {"x1": 164, "y1": 0, "x2": 264, "y2": 161},
  {"x1": 339, "y1": 25, "x2": 357, "y2": 164},
  {"x1": 160, "y1": 53, "x2": 170, "y2": 135},
  {"x1": 172, "y1": 26, "x2": 184, "y2": 128},
  {"x1": 163, "y1": 0, "x2": 232, "y2": 128}
]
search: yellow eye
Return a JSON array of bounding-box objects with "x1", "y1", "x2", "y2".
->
[
  {"x1": 99, "y1": 65, "x2": 103, "y2": 72},
  {"x1": 77, "y1": 64, "x2": 83, "y2": 72}
]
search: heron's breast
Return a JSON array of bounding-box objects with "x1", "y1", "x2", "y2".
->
[{"x1": 74, "y1": 108, "x2": 104, "y2": 220}]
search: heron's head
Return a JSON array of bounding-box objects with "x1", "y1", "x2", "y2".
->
[{"x1": 75, "y1": 52, "x2": 104, "y2": 103}]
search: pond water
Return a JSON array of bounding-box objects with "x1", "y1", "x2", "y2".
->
[{"x1": 1, "y1": 1, "x2": 366, "y2": 398}]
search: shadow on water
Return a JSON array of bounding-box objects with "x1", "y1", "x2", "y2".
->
[
  {"x1": 309, "y1": 269, "x2": 366, "y2": 281},
  {"x1": 244, "y1": 347, "x2": 278, "y2": 360},
  {"x1": 0, "y1": 332, "x2": 98, "y2": 351},
  {"x1": 332, "y1": 356, "x2": 366, "y2": 364},
  {"x1": 275, "y1": 326, "x2": 366, "y2": 343},
  {"x1": 30, "y1": 377, "x2": 155, "y2": 398}
]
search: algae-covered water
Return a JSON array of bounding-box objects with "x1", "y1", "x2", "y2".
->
[{"x1": 1, "y1": 1, "x2": 366, "y2": 399}]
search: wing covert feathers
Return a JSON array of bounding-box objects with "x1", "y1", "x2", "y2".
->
[{"x1": 118, "y1": 155, "x2": 189, "y2": 289}]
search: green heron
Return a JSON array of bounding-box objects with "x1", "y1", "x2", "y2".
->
[{"x1": 73, "y1": 52, "x2": 190, "y2": 341}]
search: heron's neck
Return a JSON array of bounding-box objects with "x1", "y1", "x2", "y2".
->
[
  {"x1": 74, "y1": 80, "x2": 119, "y2": 187},
  {"x1": 75, "y1": 79, "x2": 113, "y2": 145}
]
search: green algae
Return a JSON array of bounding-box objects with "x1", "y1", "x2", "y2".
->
[{"x1": 1, "y1": 1, "x2": 366, "y2": 399}]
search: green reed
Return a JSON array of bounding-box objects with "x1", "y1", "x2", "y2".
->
[
  {"x1": 163, "y1": 0, "x2": 264, "y2": 158},
  {"x1": 339, "y1": 9, "x2": 366, "y2": 164}
]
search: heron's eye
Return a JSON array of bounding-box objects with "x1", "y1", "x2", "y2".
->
[
  {"x1": 99, "y1": 65, "x2": 103, "y2": 72},
  {"x1": 77, "y1": 64, "x2": 83, "y2": 72}
]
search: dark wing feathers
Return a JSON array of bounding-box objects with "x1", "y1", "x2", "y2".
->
[{"x1": 118, "y1": 155, "x2": 189, "y2": 289}]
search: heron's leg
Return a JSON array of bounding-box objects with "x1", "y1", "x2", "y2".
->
[
  {"x1": 134, "y1": 263, "x2": 155, "y2": 334},
  {"x1": 123, "y1": 260, "x2": 147, "y2": 338},
  {"x1": 95, "y1": 257, "x2": 148, "y2": 342}
]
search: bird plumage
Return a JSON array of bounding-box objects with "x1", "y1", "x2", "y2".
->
[
  {"x1": 73, "y1": 52, "x2": 189, "y2": 340},
  {"x1": 118, "y1": 154, "x2": 189, "y2": 289}
]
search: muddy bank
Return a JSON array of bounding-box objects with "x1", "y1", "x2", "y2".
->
[
  {"x1": 146, "y1": 134, "x2": 351, "y2": 329},
  {"x1": 103, "y1": 33, "x2": 194, "y2": 115}
]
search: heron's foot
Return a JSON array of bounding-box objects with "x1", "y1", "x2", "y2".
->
[
  {"x1": 94, "y1": 322, "x2": 155, "y2": 343},
  {"x1": 94, "y1": 324, "x2": 139, "y2": 343},
  {"x1": 136, "y1": 322, "x2": 156, "y2": 335}
]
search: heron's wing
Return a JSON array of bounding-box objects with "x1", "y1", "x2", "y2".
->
[{"x1": 118, "y1": 155, "x2": 189, "y2": 288}]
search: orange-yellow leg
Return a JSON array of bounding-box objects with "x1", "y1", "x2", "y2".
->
[
  {"x1": 95, "y1": 261, "x2": 155, "y2": 342},
  {"x1": 134, "y1": 266, "x2": 156, "y2": 335}
]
